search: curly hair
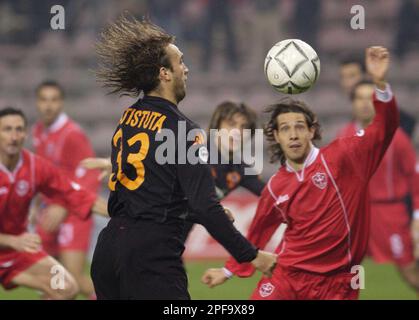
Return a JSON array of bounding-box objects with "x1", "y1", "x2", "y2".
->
[
  {"x1": 95, "y1": 15, "x2": 175, "y2": 97},
  {"x1": 264, "y1": 98, "x2": 322, "y2": 165}
]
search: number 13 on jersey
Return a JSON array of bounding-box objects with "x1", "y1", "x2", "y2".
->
[{"x1": 108, "y1": 128, "x2": 150, "y2": 191}]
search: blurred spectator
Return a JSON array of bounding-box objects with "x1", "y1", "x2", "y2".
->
[
  {"x1": 394, "y1": 0, "x2": 419, "y2": 59},
  {"x1": 201, "y1": 0, "x2": 240, "y2": 71},
  {"x1": 292, "y1": 0, "x2": 321, "y2": 51}
]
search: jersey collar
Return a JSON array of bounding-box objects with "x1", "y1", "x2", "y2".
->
[
  {"x1": 46, "y1": 113, "x2": 68, "y2": 133},
  {"x1": 285, "y1": 145, "x2": 319, "y2": 182},
  {"x1": 0, "y1": 152, "x2": 23, "y2": 183}
]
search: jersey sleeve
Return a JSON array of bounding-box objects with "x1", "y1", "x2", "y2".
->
[
  {"x1": 240, "y1": 167, "x2": 265, "y2": 196},
  {"x1": 333, "y1": 85, "x2": 399, "y2": 181},
  {"x1": 176, "y1": 124, "x2": 258, "y2": 264},
  {"x1": 224, "y1": 179, "x2": 284, "y2": 277},
  {"x1": 34, "y1": 155, "x2": 96, "y2": 220}
]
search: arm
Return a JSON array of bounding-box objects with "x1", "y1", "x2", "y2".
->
[
  {"x1": 240, "y1": 171, "x2": 265, "y2": 196},
  {"x1": 338, "y1": 47, "x2": 399, "y2": 180},
  {"x1": 80, "y1": 157, "x2": 112, "y2": 181},
  {"x1": 35, "y1": 155, "x2": 99, "y2": 220},
  {"x1": 201, "y1": 181, "x2": 283, "y2": 287},
  {"x1": 0, "y1": 232, "x2": 41, "y2": 253},
  {"x1": 177, "y1": 143, "x2": 276, "y2": 273}
]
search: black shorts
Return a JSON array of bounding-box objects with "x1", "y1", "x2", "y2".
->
[{"x1": 91, "y1": 216, "x2": 190, "y2": 300}]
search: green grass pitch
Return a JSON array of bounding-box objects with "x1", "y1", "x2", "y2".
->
[{"x1": 0, "y1": 259, "x2": 416, "y2": 300}]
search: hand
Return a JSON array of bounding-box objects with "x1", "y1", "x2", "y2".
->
[
  {"x1": 411, "y1": 218, "x2": 419, "y2": 259},
  {"x1": 251, "y1": 250, "x2": 277, "y2": 277},
  {"x1": 223, "y1": 207, "x2": 235, "y2": 223},
  {"x1": 201, "y1": 268, "x2": 229, "y2": 288},
  {"x1": 80, "y1": 157, "x2": 112, "y2": 181},
  {"x1": 39, "y1": 204, "x2": 68, "y2": 233},
  {"x1": 10, "y1": 233, "x2": 42, "y2": 253},
  {"x1": 92, "y1": 196, "x2": 109, "y2": 217},
  {"x1": 365, "y1": 46, "x2": 390, "y2": 89}
]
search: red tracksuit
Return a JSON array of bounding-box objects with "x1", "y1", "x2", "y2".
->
[
  {"x1": 338, "y1": 123, "x2": 419, "y2": 266},
  {"x1": 32, "y1": 113, "x2": 99, "y2": 255},
  {"x1": 225, "y1": 86, "x2": 399, "y2": 300},
  {"x1": 0, "y1": 149, "x2": 96, "y2": 288}
]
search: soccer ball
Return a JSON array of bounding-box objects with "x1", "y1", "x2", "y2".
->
[{"x1": 264, "y1": 39, "x2": 320, "y2": 94}]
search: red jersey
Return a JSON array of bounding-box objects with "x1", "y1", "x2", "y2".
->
[
  {"x1": 32, "y1": 113, "x2": 100, "y2": 204},
  {"x1": 338, "y1": 124, "x2": 419, "y2": 210},
  {"x1": 0, "y1": 150, "x2": 96, "y2": 240},
  {"x1": 225, "y1": 87, "x2": 399, "y2": 275}
]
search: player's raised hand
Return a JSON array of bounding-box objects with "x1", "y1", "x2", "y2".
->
[
  {"x1": 11, "y1": 233, "x2": 42, "y2": 253},
  {"x1": 201, "y1": 268, "x2": 229, "y2": 288},
  {"x1": 251, "y1": 250, "x2": 277, "y2": 277},
  {"x1": 366, "y1": 46, "x2": 390, "y2": 89},
  {"x1": 80, "y1": 157, "x2": 112, "y2": 181}
]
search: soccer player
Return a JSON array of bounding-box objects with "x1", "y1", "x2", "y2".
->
[
  {"x1": 337, "y1": 79, "x2": 419, "y2": 292},
  {"x1": 31, "y1": 81, "x2": 100, "y2": 299},
  {"x1": 0, "y1": 107, "x2": 107, "y2": 299},
  {"x1": 90, "y1": 17, "x2": 276, "y2": 300},
  {"x1": 202, "y1": 46, "x2": 398, "y2": 300}
]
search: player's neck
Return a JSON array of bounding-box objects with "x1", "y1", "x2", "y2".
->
[
  {"x1": 147, "y1": 89, "x2": 178, "y2": 106},
  {"x1": 0, "y1": 152, "x2": 20, "y2": 172}
]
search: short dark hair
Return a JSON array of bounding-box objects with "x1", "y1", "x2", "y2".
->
[
  {"x1": 95, "y1": 15, "x2": 175, "y2": 97},
  {"x1": 350, "y1": 79, "x2": 375, "y2": 101},
  {"x1": 264, "y1": 98, "x2": 322, "y2": 164},
  {"x1": 339, "y1": 53, "x2": 366, "y2": 73},
  {"x1": 0, "y1": 107, "x2": 27, "y2": 127},
  {"x1": 36, "y1": 80, "x2": 65, "y2": 98},
  {"x1": 208, "y1": 101, "x2": 258, "y2": 136}
]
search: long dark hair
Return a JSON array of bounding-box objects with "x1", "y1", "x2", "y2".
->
[
  {"x1": 95, "y1": 15, "x2": 175, "y2": 97},
  {"x1": 264, "y1": 98, "x2": 322, "y2": 164}
]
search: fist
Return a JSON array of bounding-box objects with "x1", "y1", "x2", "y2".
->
[
  {"x1": 365, "y1": 46, "x2": 390, "y2": 89},
  {"x1": 201, "y1": 268, "x2": 229, "y2": 288},
  {"x1": 12, "y1": 233, "x2": 42, "y2": 253}
]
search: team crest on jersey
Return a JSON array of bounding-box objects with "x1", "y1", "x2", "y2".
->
[
  {"x1": 15, "y1": 180, "x2": 29, "y2": 196},
  {"x1": 311, "y1": 172, "x2": 327, "y2": 190},
  {"x1": 259, "y1": 282, "x2": 275, "y2": 297}
]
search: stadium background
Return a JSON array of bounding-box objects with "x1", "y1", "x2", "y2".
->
[{"x1": 0, "y1": 0, "x2": 418, "y2": 299}]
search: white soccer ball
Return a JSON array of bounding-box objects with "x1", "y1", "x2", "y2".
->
[{"x1": 264, "y1": 39, "x2": 320, "y2": 94}]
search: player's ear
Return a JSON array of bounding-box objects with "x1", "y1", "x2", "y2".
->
[
  {"x1": 309, "y1": 126, "x2": 315, "y2": 140},
  {"x1": 159, "y1": 67, "x2": 171, "y2": 82}
]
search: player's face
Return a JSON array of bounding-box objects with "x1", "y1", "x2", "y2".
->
[
  {"x1": 0, "y1": 115, "x2": 27, "y2": 157},
  {"x1": 340, "y1": 63, "x2": 363, "y2": 95},
  {"x1": 36, "y1": 86, "x2": 64, "y2": 126},
  {"x1": 218, "y1": 113, "x2": 249, "y2": 153},
  {"x1": 166, "y1": 44, "x2": 189, "y2": 103},
  {"x1": 352, "y1": 84, "x2": 375, "y2": 124},
  {"x1": 274, "y1": 113, "x2": 314, "y2": 164}
]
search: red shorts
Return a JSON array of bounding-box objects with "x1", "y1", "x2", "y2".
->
[
  {"x1": 250, "y1": 265, "x2": 359, "y2": 300},
  {"x1": 0, "y1": 249, "x2": 48, "y2": 289},
  {"x1": 368, "y1": 202, "x2": 414, "y2": 267},
  {"x1": 36, "y1": 210, "x2": 93, "y2": 257}
]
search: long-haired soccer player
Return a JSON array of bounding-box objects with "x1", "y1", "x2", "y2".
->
[
  {"x1": 202, "y1": 46, "x2": 399, "y2": 300},
  {"x1": 90, "y1": 16, "x2": 276, "y2": 299}
]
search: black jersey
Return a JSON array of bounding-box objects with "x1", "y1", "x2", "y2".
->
[
  {"x1": 107, "y1": 95, "x2": 257, "y2": 263},
  {"x1": 209, "y1": 155, "x2": 265, "y2": 199}
]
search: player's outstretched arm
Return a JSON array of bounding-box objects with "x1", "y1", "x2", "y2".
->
[
  {"x1": 366, "y1": 46, "x2": 389, "y2": 90},
  {"x1": 80, "y1": 157, "x2": 112, "y2": 181}
]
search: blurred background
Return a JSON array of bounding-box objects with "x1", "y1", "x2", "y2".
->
[{"x1": 0, "y1": 0, "x2": 418, "y2": 299}]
